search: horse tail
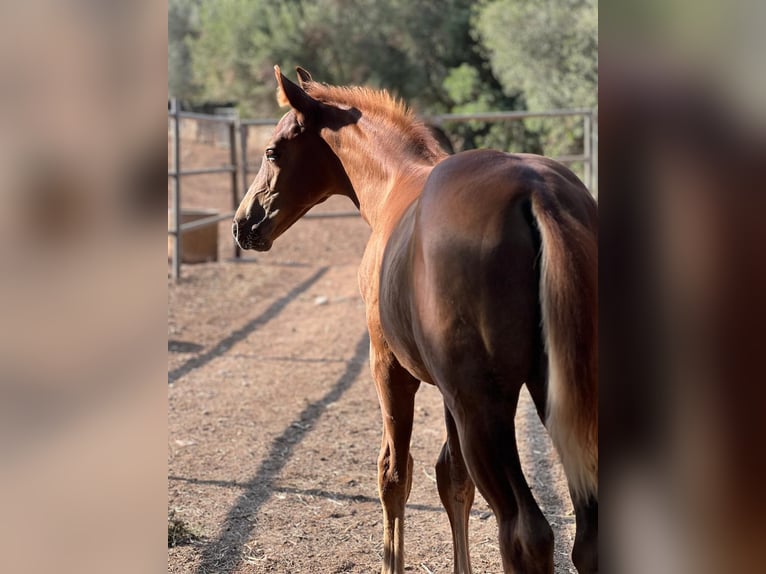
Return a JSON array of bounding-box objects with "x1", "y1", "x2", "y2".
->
[{"x1": 530, "y1": 189, "x2": 598, "y2": 501}]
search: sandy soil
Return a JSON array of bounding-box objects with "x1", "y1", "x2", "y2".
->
[{"x1": 168, "y1": 136, "x2": 576, "y2": 573}]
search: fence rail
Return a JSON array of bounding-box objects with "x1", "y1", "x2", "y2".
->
[
  {"x1": 168, "y1": 166, "x2": 236, "y2": 177},
  {"x1": 168, "y1": 99, "x2": 596, "y2": 279},
  {"x1": 175, "y1": 110, "x2": 239, "y2": 123},
  {"x1": 427, "y1": 108, "x2": 593, "y2": 122}
]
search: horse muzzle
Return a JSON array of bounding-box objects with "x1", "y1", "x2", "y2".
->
[{"x1": 232, "y1": 218, "x2": 274, "y2": 251}]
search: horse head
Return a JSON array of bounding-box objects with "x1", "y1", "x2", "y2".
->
[{"x1": 233, "y1": 66, "x2": 359, "y2": 251}]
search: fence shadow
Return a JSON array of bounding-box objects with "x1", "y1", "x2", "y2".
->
[
  {"x1": 193, "y1": 332, "x2": 370, "y2": 574},
  {"x1": 168, "y1": 478, "x2": 489, "y2": 518},
  {"x1": 168, "y1": 266, "x2": 328, "y2": 384},
  {"x1": 168, "y1": 340, "x2": 204, "y2": 354}
]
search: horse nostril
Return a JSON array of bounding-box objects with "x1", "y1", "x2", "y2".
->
[{"x1": 232, "y1": 221, "x2": 239, "y2": 239}]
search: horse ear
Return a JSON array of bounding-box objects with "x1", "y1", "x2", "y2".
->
[
  {"x1": 295, "y1": 66, "x2": 313, "y2": 87},
  {"x1": 274, "y1": 65, "x2": 318, "y2": 125}
]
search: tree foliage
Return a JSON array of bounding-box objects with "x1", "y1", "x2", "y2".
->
[
  {"x1": 185, "y1": 0, "x2": 495, "y2": 117},
  {"x1": 168, "y1": 0, "x2": 201, "y2": 99},
  {"x1": 473, "y1": 0, "x2": 598, "y2": 156},
  {"x1": 473, "y1": 0, "x2": 598, "y2": 111},
  {"x1": 168, "y1": 0, "x2": 597, "y2": 156}
]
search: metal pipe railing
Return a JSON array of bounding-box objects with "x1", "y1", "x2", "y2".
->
[
  {"x1": 229, "y1": 122, "x2": 241, "y2": 259},
  {"x1": 170, "y1": 99, "x2": 182, "y2": 280},
  {"x1": 167, "y1": 166, "x2": 236, "y2": 177},
  {"x1": 426, "y1": 108, "x2": 593, "y2": 123},
  {"x1": 176, "y1": 212, "x2": 237, "y2": 233}
]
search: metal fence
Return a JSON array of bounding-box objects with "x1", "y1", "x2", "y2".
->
[
  {"x1": 168, "y1": 99, "x2": 597, "y2": 279},
  {"x1": 168, "y1": 99, "x2": 242, "y2": 279},
  {"x1": 427, "y1": 108, "x2": 598, "y2": 192}
]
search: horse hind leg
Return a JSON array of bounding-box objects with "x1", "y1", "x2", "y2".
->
[
  {"x1": 448, "y1": 382, "x2": 554, "y2": 574},
  {"x1": 435, "y1": 401, "x2": 475, "y2": 574},
  {"x1": 571, "y1": 494, "x2": 598, "y2": 573},
  {"x1": 527, "y1": 375, "x2": 598, "y2": 574}
]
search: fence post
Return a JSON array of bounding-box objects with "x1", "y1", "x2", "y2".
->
[
  {"x1": 229, "y1": 121, "x2": 241, "y2": 259},
  {"x1": 583, "y1": 111, "x2": 592, "y2": 192},
  {"x1": 240, "y1": 123, "x2": 249, "y2": 200},
  {"x1": 171, "y1": 98, "x2": 182, "y2": 280}
]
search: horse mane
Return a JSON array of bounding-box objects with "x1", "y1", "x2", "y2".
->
[{"x1": 304, "y1": 82, "x2": 447, "y2": 164}]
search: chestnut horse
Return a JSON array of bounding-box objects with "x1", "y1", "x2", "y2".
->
[{"x1": 233, "y1": 67, "x2": 598, "y2": 574}]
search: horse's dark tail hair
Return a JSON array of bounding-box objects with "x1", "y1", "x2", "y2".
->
[{"x1": 530, "y1": 190, "x2": 598, "y2": 501}]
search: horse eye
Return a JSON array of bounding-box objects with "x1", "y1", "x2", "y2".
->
[{"x1": 265, "y1": 148, "x2": 279, "y2": 162}]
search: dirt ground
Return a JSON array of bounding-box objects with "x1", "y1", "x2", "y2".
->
[{"x1": 168, "y1": 136, "x2": 576, "y2": 573}]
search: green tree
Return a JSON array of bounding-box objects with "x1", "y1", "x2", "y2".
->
[
  {"x1": 176, "y1": 0, "x2": 596, "y2": 160},
  {"x1": 440, "y1": 63, "x2": 542, "y2": 153},
  {"x1": 473, "y1": 0, "x2": 597, "y2": 111},
  {"x1": 188, "y1": 0, "x2": 510, "y2": 118},
  {"x1": 168, "y1": 0, "x2": 201, "y2": 99},
  {"x1": 472, "y1": 0, "x2": 597, "y2": 158}
]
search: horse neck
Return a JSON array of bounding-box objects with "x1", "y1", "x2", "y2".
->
[{"x1": 323, "y1": 116, "x2": 442, "y2": 230}]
